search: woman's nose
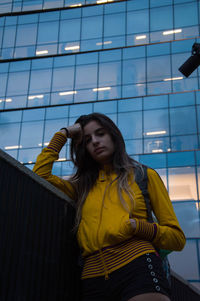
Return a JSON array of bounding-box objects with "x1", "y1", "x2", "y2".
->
[{"x1": 91, "y1": 135, "x2": 99, "y2": 145}]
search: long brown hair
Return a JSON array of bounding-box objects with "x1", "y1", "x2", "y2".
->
[{"x1": 70, "y1": 113, "x2": 143, "y2": 229}]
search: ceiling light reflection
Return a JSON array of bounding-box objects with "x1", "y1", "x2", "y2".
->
[
  {"x1": 136, "y1": 35, "x2": 147, "y2": 40},
  {"x1": 28, "y1": 95, "x2": 44, "y2": 100},
  {"x1": 65, "y1": 45, "x2": 80, "y2": 51},
  {"x1": 5, "y1": 145, "x2": 22, "y2": 150},
  {"x1": 163, "y1": 29, "x2": 182, "y2": 35},
  {"x1": 163, "y1": 77, "x2": 183, "y2": 81},
  {"x1": 59, "y1": 91, "x2": 77, "y2": 96},
  {"x1": 146, "y1": 131, "x2": 166, "y2": 136},
  {"x1": 36, "y1": 50, "x2": 48, "y2": 55},
  {"x1": 93, "y1": 87, "x2": 111, "y2": 92}
]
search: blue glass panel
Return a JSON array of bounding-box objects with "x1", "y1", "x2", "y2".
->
[
  {"x1": 123, "y1": 46, "x2": 145, "y2": 60},
  {"x1": 76, "y1": 52, "x2": 98, "y2": 65},
  {"x1": 5, "y1": 95, "x2": 27, "y2": 110},
  {"x1": 169, "y1": 240, "x2": 199, "y2": 279},
  {"x1": 61, "y1": 8, "x2": 81, "y2": 19},
  {"x1": 28, "y1": 93, "x2": 50, "y2": 108},
  {"x1": 0, "y1": 110, "x2": 22, "y2": 124},
  {"x1": 196, "y1": 151, "x2": 200, "y2": 166},
  {"x1": 104, "y1": 13, "x2": 125, "y2": 37},
  {"x1": 196, "y1": 91, "x2": 200, "y2": 104},
  {"x1": 150, "y1": 6, "x2": 173, "y2": 31},
  {"x1": 82, "y1": 16, "x2": 103, "y2": 39},
  {"x1": 52, "y1": 161, "x2": 62, "y2": 176},
  {"x1": 82, "y1": 5, "x2": 103, "y2": 16},
  {"x1": 32, "y1": 58, "x2": 53, "y2": 69},
  {"x1": 170, "y1": 106, "x2": 197, "y2": 135},
  {"x1": 171, "y1": 39, "x2": 195, "y2": 54},
  {"x1": 46, "y1": 106, "x2": 69, "y2": 119},
  {"x1": 62, "y1": 161, "x2": 75, "y2": 176},
  {"x1": 138, "y1": 153, "x2": 167, "y2": 168},
  {"x1": 97, "y1": 86, "x2": 121, "y2": 101},
  {"x1": 43, "y1": 0, "x2": 63, "y2": 9},
  {"x1": 98, "y1": 61, "x2": 121, "y2": 87},
  {"x1": 23, "y1": 108, "x2": 45, "y2": 121},
  {"x1": 10, "y1": 60, "x2": 31, "y2": 72},
  {"x1": 127, "y1": 0, "x2": 149, "y2": 10},
  {"x1": 5, "y1": 16, "x2": 17, "y2": 26},
  {"x1": 118, "y1": 111, "x2": 142, "y2": 139},
  {"x1": 52, "y1": 66, "x2": 75, "y2": 91},
  {"x1": 39, "y1": 11, "x2": 60, "y2": 22},
  {"x1": 20, "y1": 121, "x2": 44, "y2": 148},
  {"x1": 7, "y1": 71, "x2": 30, "y2": 96},
  {"x1": 125, "y1": 139, "x2": 142, "y2": 155},
  {"x1": 18, "y1": 14, "x2": 38, "y2": 24},
  {"x1": 54, "y1": 55, "x2": 75, "y2": 67},
  {"x1": 0, "y1": 73, "x2": 7, "y2": 97},
  {"x1": 75, "y1": 64, "x2": 97, "y2": 89},
  {"x1": 69, "y1": 103, "x2": 93, "y2": 117},
  {"x1": 29, "y1": 69, "x2": 52, "y2": 93},
  {"x1": 147, "y1": 55, "x2": 171, "y2": 81},
  {"x1": 18, "y1": 148, "x2": 42, "y2": 164},
  {"x1": 143, "y1": 95, "x2": 168, "y2": 109},
  {"x1": 2, "y1": 26, "x2": 16, "y2": 48},
  {"x1": 23, "y1": 0, "x2": 43, "y2": 11},
  {"x1": 169, "y1": 92, "x2": 195, "y2": 107},
  {"x1": 37, "y1": 21, "x2": 59, "y2": 44},
  {"x1": 147, "y1": 43, "x2": 170, "y2": 57},
  {"x1": 16, "y1": 23, "x2": 37, "y2": 46},
  {"x1": 173, "y1": 201, "x2": 200, "y2": 237},
  {"x1": 0, "y1": 63, "x2": 9, "y2": 73},
  {"x1": 0, "y1": 123, "x2": 21, "y2": 149},
  {"x1": 122, "y1": 83, "x2": 146, "y2": 98},
  {"x1": 147, "y1": 81, "x2": 171, "y2": 95},
  {"x1": 150, "y1": 0, "x2": 172, "y2": 7},
  {"x1": 94, "y1": 101, "x2": 117, "y2": 114},
  {"x1": 118, "y1": 98, "x2": 142, "y2": 112},
  {"x1": 171, "y1": 135, "x2": 198, "y2": 152},
  {"x1": 144, "y1": 109, "x2": 169, "y2": 137},
  {"x1": 144, "y1": 137, "x2": 170, "y2": 153},
  {"x1": 43, "y1": 119, "x2": 68, "y2": 145},
  {"x1": 0, "y1": 17, "x2": 5, "y2": 27},
  {"x1": 127, "y1": 10, "x2": 149, "y2": 34},
  {"x1": 5, "y1": 149, "x2": 18, "y2": 160},
  {"x1": 123, "y1": 58, "x2": 145, "y2": 84},
  {"x1": 197, "y1": 105, "x2": 200, "y2": 133},
  {"x1": 104, "y1": 2, "x2": 126, "y2": 14},
  {"x1": 74, "y1": 88, "x2": 96, "y2": 103},
  {"x1": 167, "y1": 151, "x2": 195, "y2": 167},
  {"x1": 173, "y1": 77, "x2": 198, "y2": 93},
  {"x1": 0, "y1": 28, "x2": 3, "y2": 48},
  {"x1": 59, "y1": 19, "x2": 81, "y2": 42},
  {"x1": 99, "y1": 49, "x2": 121, "y2": 62},
  {"x1": 174, "y1": 2, "x2": 198, "y2": 27}
]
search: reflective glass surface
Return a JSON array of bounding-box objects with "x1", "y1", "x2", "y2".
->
[{"x1": 0, "y1": 0, "x2": 199, "y2": 60}]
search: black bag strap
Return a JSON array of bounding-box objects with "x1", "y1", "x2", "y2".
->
[{"x1": 135, "y1": 165, "x2": 154, "y2": 223}]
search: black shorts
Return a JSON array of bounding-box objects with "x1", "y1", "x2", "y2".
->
[{"x1": 81, "y1": 252, "x2": 171, "y2": 301}]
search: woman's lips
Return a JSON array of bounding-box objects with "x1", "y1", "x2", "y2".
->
[{"x1": 94, "y1": 147, "x2": 105, "y2": 154}]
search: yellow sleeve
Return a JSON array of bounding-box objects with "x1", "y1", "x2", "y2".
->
[
  {"x1": 147, "y1": 168, "x2": 186, "y2": 251},
  {"x1": 33, "y1": 132, "x2": 76, "y2": 200}
]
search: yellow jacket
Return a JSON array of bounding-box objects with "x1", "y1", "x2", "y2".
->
[{"x1": 33, "y1": 132, "x2": 186, "y2": 278}]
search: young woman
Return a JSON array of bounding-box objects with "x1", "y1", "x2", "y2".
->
[{"x1": 33, "y1": 113, "x2": 186, "y2": 301}]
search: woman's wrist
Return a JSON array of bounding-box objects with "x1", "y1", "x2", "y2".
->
[{"x1": 60, "y1": 127, "x2": 69, "y2": 137}]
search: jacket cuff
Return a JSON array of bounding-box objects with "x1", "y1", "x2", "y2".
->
[
  {"x1": 47, "y1": 132, "x2": 67, "y2": 153},
  {"x1": 134, "y1": 218, "x2": 157, "y2": 242}
]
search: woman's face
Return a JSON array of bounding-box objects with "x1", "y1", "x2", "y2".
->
[{"x1": 83, "y1": 120, "x2": 115, "y2": 165}]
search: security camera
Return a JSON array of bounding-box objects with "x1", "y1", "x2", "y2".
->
[{"x1": 179, "y1": 43, "x2": 200, "y2": 77}]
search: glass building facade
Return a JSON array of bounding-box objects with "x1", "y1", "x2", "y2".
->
[{"x1": 0, "y1": 0, "x2": 200, "y2": 289}]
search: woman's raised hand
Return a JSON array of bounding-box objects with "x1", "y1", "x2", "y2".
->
[{"x1": 60, "y1": 123, "x2": 82, "y2": 143}]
